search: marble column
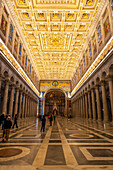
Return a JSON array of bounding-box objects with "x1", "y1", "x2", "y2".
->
[
  {"x1": 2, "y1": 80, "x2": 9, "y2": 114},
  {"x1": 22, "y1": 93, "x2": 25, "y2": 118},
  {"x1": 0, "y1": 76, "x2": 1, "y2": 102},
  {"x1": 108, "y1": 77, "x2": 113, "y2": 118},
  {"x1": 88, "y1": 90, "x2": 92, "y2": 119},
  {"x1": 95, "y1": 85, "x2": 102, "y2": 121},
  {"x1": 91, "y1": 88, "x2": 96, "y2": 121},
  {"x1": 78, "y1": 98, "x2": 80, "y2": 117},
  {"x1": 101, "y1": 81, "x2": 109, "y2": 123},
  {"x1": 18, "y1": 90, "x2": 22, "y2": 118},
  {"x1": 29, "y1": 97, "x2": 31, "y2": 117},
  {"x1": 28, "y1": 96, "x2": 30, "y2": 117},
  {"x1": 80, "y1": 96, "x2": 83, "y2": 118},
  {"x1": 31, "y1": 99, "x2": 33, "y2": 117},
  {"x1": 13, "y1": 88, "x2": 19, "y2": 118},
  {"x1": 8, "y1": 84, "x2": 14, "y2": 118},
  {"x1": 25, "y1": 95, "x2": 28, "y2": 118},
  {"x1": 85, "y1": 92, "x2": 88, "y2": 119},
  {"x1": 83, "y1": 93, "x2": 85, "y2": 119},
  {"x1": 79, "y1": 97, "x2": 81, "y2": 117}
]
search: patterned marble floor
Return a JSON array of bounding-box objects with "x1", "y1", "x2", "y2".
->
[{"x1": 0, "y1": 117, "x2": 113, "y2": 170}]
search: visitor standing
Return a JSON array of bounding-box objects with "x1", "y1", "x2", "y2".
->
[
  {"x1": 12, "y1": 114, "x2": 18, "y2": 128},
  {"x1": 49, "y1": 114, "x2": 53, "y2": 126},
  {"x1": 2, "y1": 115, "x2": 12, "y2": 142},
  {"x1": 41, "y1": 115, "x2": 46, "y2": 132}
]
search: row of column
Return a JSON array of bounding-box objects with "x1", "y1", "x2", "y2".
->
[
  {"x1": 72, "y1": 77, "x2": 113, "y2": 123},
  {"x1": 1, "y1": 78, "x2": 37, "y2": 119}
]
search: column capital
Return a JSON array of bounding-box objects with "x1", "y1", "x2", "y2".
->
[
  {"x1": 15, "y1": 85, "x2": 19, "y2": 90},
  {"x1": 95, "y1": 84, "x2": 99, "y2": 89},
  {"x1": 91, "y1": 87, "x2": 94, "y2": 90},
  {"x1": 101, "y1": 80, "x2": 106, "y2": 85},
  {"x1": 87, "y1": 87, "x2": 91, "y2": 92},
  {"x1": 107, "y1": 76, "x2": 113, "y2": 81},
  {"x1": 84, "y1": 91, "x2": 88, "y2": 95},
  {"x1": 5, "y1": 78, "x2": 10, "y2": 84},
  {"x1": 10, "y1": 83, "x2": 15, "y2": 88}
]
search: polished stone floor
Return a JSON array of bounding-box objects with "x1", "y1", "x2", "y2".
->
[{"x1": 0, "y1": 117, "x2": 113, "y2": 169}]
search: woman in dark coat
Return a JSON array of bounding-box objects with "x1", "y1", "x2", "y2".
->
[
  {"x1": 49, "y1": 115, "x2": 53, "y2": 126},
  {"x1": 41, "y1": 115, "x2": 46, "y2": 132},
  {"x1": 2, "y1": 116, "x2": 12, "y2": 142}
]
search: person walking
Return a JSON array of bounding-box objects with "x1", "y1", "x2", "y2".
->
[
  {"x1": 49, "y1": 114, "x2": 53, "y2": 126},
  {"x1": 53, "y1": 109, "x2": 57, "y2": 122},
  {"x1": 40, "y1": 115, "x2": 46, "y2": 132},
  {"x1": 12, "y1": 114, "x2": 18, "y2": 128},
  {"x1": 2, "y1": 115, "x2": 12, "y2": 142}
]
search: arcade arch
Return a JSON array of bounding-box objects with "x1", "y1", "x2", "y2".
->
[{"x1": 44, "y1": 88, "x2": 67, "y2": 116}]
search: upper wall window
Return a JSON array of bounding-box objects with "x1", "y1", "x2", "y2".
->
[{"x1": 8, "y1": 23, "x2": 13, "y2": 45}]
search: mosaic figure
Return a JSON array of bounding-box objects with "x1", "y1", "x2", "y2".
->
[
  {"x1": 93, "y1": 39, "x2": 97, "y2": 54},
  {"x1": 89, "y1": 43, "x2": 92, "y2": 57},
  {"x1": 14, "y1": 33, "x2": 19, "y2": 53},
  {"x1": 22, "y1": 56, "x2": 25, "y2": 65},
  {"x1": 97, "y1": 23, "x2": 102, "y2": 45},
  {"x1": 8, "y1": 24, "x2": 13, "y2": 45},
  {"x1": 104, "y1": 17, "x2": 110, "y2": 37},
  {"x1": 1, "y1": 15, "x2": 7, "y2": 36},
  {"x1": 83, "y1": 55, "x2": 85, "y2": 67},
  {"x1": 22, "y1": 49, "x2": 25, "y2": 65},
  {"x1": 30, "y1": 64, "x2": 31, "y2": 73},
  {"x1": 25, "y1": 56, "x2": 27, "y2": 66},
  {"x1": 79, "y1": 64, "x2": 81, "y2": 74}
]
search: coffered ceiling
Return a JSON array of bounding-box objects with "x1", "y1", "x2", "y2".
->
[{"x1": 10, "y1": 0, "x2": 102, "y2": 80}]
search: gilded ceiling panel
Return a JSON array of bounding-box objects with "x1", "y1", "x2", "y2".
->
[{"x1": 10, "y1": 0, "x2": 102, "y2": 80}]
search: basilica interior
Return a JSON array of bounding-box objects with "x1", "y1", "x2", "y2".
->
[{"x1": 0, "y1": 0, "x2": 113, "y2": 169}]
